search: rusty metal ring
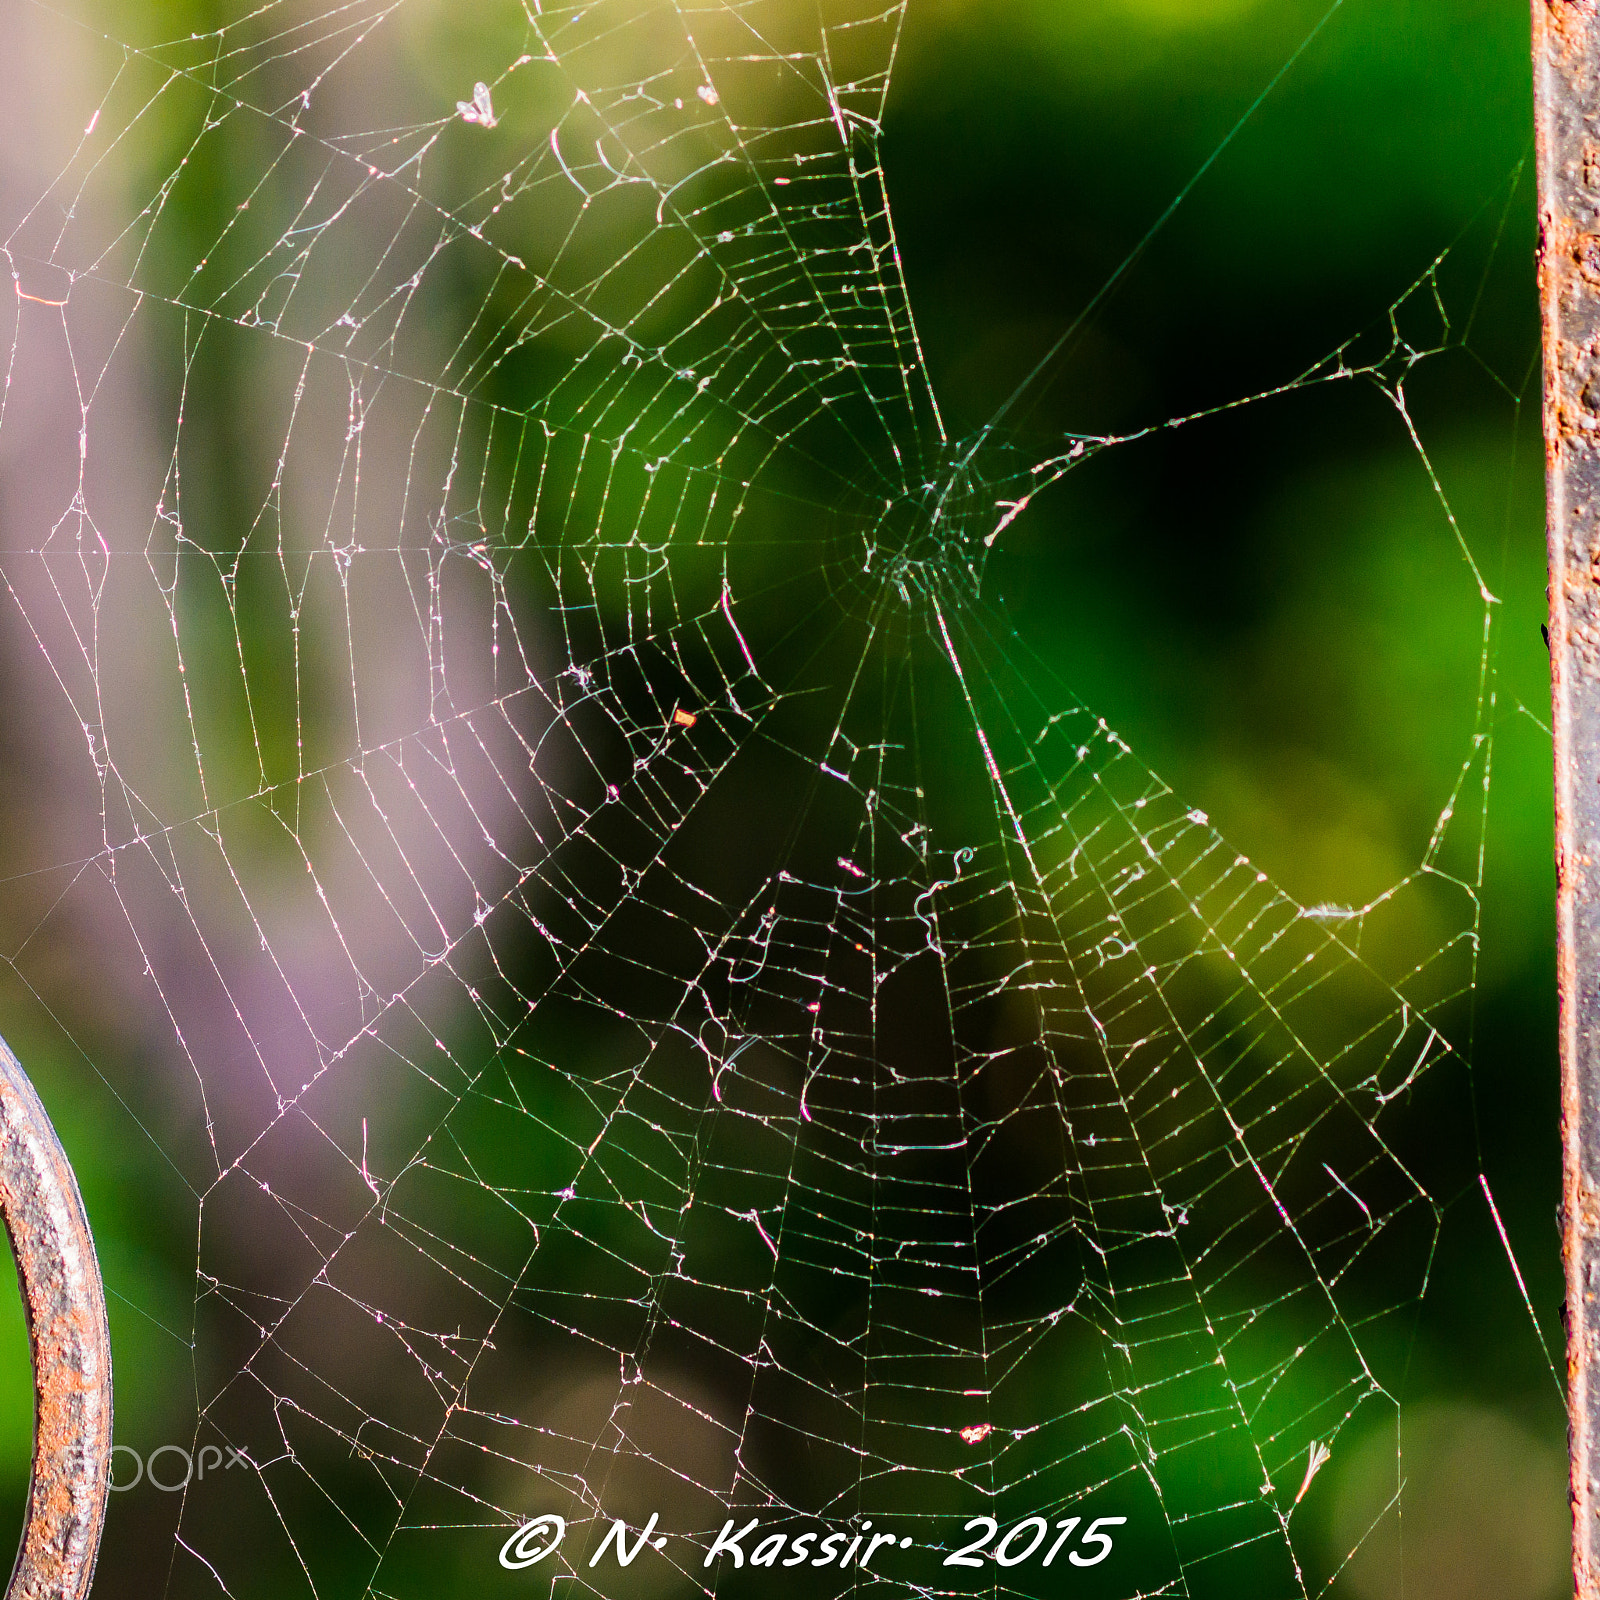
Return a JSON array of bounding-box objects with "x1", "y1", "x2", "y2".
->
[{"x1": 0, "y1": 1034, "x2": 112, "y2": 1598}]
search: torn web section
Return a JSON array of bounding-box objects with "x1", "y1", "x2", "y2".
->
[
  {"x1": 526, "y1": 0, "x2": 943, "y2": 463},
  {"x1": 57, "y1": 4, "x2": 929, "y2": 525},
  {"x1": 914, "y1": 591, "x2": 1480, "y2": 1595}
]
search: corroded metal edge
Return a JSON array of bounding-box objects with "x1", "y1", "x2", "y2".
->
[
  {"x1": 0, "y1": 1035, "x2": 112, "y2": 1600},
  {"x1": 1535, "y1": 4, "x2": 1600, "y2": 1597}
]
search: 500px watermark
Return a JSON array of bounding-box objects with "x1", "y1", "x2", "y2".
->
[{"x1": 110, "y1": 1444, "x2": 250, "y2": 1492}]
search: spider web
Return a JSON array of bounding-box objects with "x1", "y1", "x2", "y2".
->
[{"x1": 0, "y1": 1, "x2": 1544, "y2": 1597}]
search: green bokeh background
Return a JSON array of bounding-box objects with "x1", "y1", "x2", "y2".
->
[{"x1": 0, "y1": 0, "x2": 1566, "y2": 1595}]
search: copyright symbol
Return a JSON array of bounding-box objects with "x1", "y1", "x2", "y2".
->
[{"x1": 499, "y1": 1514, "x2": 565, "y2": 1570}]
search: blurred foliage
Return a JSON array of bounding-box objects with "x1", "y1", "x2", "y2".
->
[{"x1": 0, "y1": 0, "x2": 1563, "y2": 1595}]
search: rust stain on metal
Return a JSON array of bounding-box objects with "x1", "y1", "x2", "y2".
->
[
  {"x1": 1537, "y1": 0, "x2": 1600, "y2": 1594},
  {"x1": 1548, "y1": 0, "x2": 1599, "y2": 53},
  {"x1": 0, "y1": 1035, "x2": 112, "y2": 1599},
  {"x1": 1578, "y1": 233, "x2": 1600, "y2": 288}
]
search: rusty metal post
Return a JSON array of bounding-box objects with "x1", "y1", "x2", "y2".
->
[
  {"x1": 1537, "y1": 5, "x2": 1600, "y2": 1597},
  {"x1": 0, "y1": 1033, "x2": 112, "y2": 1599}
]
